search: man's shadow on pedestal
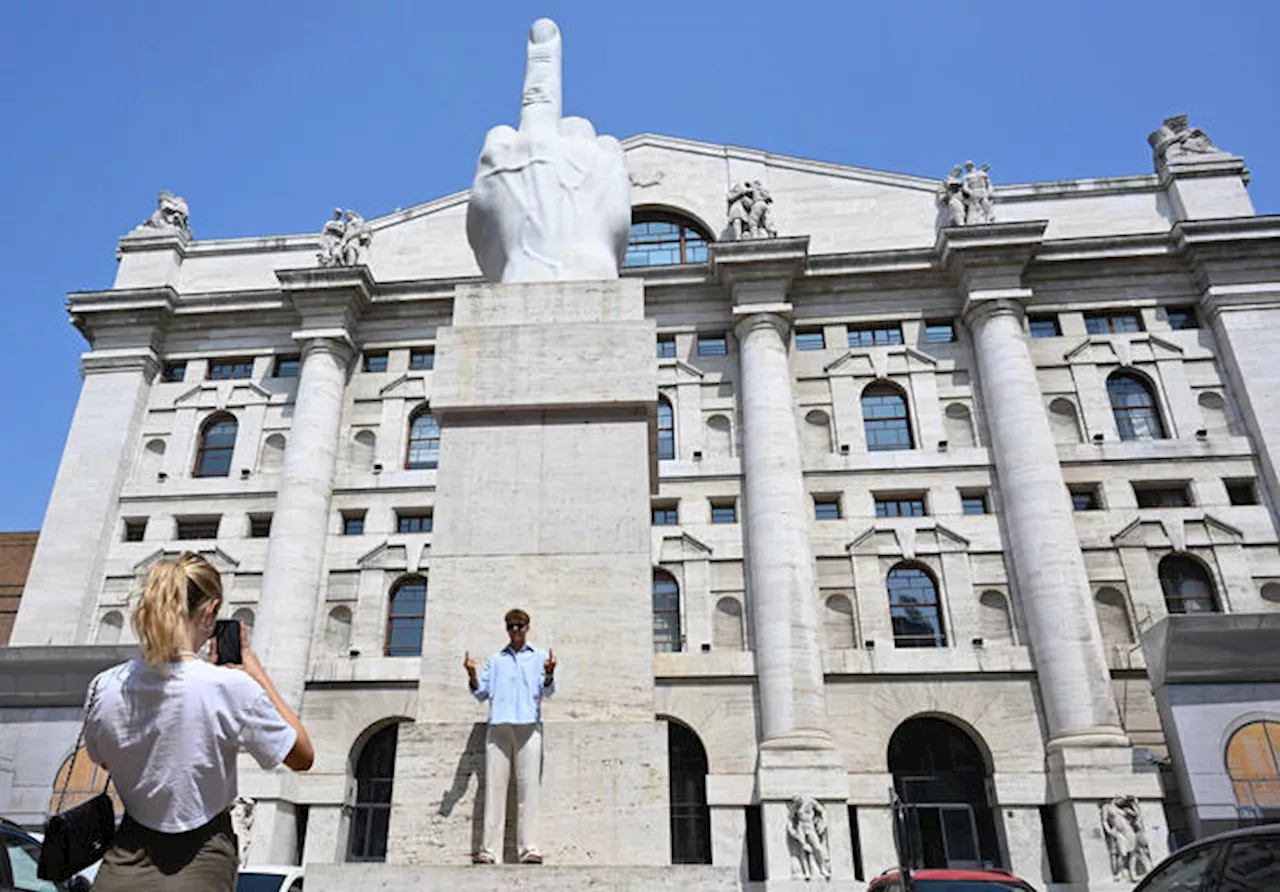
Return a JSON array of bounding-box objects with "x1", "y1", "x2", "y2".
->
[{"x1": 437, "y1": 723, "x2": 521, "y2": 863}]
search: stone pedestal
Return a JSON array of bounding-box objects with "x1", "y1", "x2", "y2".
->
[{"x1": 388, "y1": 279, "x2": 668, "y2": 865}]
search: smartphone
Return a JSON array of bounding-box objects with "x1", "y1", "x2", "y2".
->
[{"x1": 213, "y1": 619, "x2": 243, "y2": 666}]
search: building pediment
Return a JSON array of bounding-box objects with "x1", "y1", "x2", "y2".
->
[
  {"x1": 132, "y1": 547, "x2": 240, "y2": 575},
  {"x1": 657, "y1": 358, "x2": 705, "y2": 382},
  {"x1": 1111, "y1": 513, "x2": 1243, "y2": 551},
  {"x1": 358, "y1": 542, "x2": 408, "y2": 570},
  {"x1": 1065, "y1": 334, "x2": 1185, "y2": 366},
  {"x1": 825, "y1": 345, "x2": 938, "y2": 378},
  {"x1": 659, "y1": 532, "x2": 713, "y2": 563},
  {"x1": 379, "y1": 373, "x2": 428, "y2": 399},
  {"x1": 847, "y1": 521, "x2": 969, "y2": 559},
  {"x1": 173, "y1": 380, "x2": 273, "y2": 410}
]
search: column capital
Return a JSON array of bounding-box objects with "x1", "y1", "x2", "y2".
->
[
  {"x1": 292, "y1": 330, "x2": 357, "y2": 368},
  {"x1": 276, "y1": 265, "x2": 374, "y2": 333},
  {"x1": 732, "y1": 307, "x2": 793, "y2": 342},
  {"x1": 709, "y1": 236, "x2": 809, "y2": 307},
  {"x1": 937, "y1": 220, "x2": 1047, "y2": 295},
  {"x1": 79, "y1": 348, "x2": 162, "y2": 381},
  {"x1": 960, "y1": 288, "x2": 1034, "y2": 329}
]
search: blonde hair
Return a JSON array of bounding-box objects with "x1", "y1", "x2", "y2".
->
[{"x1": 132, "y1": 552, "x2": 223, "y2": 664}]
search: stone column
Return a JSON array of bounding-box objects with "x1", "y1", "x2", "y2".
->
[
  {"x1": 734, "y1": 311, "x2": 828, "y2": 741},
  {"x1": 11, "y1": 292, "x2": 171, "y2": 645},
  {"x1": 249, "y1": 268, "x2": 368, "y2": 867},
  {"x1": 712, "y1": 238, "x2": 849, "y2": 883},
  {"x1": 255, "y1": 334, "x2": 354, "y2": 706},
  {"x1": 946, "y1": 224, "x2": 1123, "y2": 747}
]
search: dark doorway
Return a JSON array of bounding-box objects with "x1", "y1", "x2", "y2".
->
[
  {"x1": 888, "y1": 716, "x2": 1002, "y2": 869},
  {"x1": 668, "y1": 721, "x2": 712, "y2": 864},
  {"x1": 347, "y1": 724, "x2": 399, "y2": 862}
]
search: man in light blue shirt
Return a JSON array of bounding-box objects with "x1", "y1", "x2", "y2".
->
[{"x1": 463, "y1": 607, "x2": 556, "y2": 864}]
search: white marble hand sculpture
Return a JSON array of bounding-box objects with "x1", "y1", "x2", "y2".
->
[{"x1": 466, "y1": 19, "x2": 631, "y2": 283}]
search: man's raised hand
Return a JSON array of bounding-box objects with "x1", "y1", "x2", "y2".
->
[
  {"x1": 464, "y1": 651, "x2": 477, "y2": 674},
  {"x1": 544, "y1": 648, "x2": 556, "y2": 676}
]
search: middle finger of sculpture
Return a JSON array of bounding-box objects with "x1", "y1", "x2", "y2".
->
[{"x1": 466, "y1": 19, "x2": 631, "y2": 284}]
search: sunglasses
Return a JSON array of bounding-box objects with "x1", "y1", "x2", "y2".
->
[{"x1": 506, "y1": 622, "x2": 527, "y2": 631}]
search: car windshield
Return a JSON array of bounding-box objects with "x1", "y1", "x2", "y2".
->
[
  {"x1": 912, "y1": 881, "x2": 1036, "y2": 892},
  {"x1": 236, "y1": 873, "x2": 285, "y2": 892}
]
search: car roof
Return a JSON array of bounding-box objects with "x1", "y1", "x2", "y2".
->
[{"x1": 873, "y1": 867, "x2": 1029, "y2": 882}]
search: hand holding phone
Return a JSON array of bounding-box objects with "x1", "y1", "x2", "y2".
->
[{"x1": 213, "y1": 619, "x2": 243, "y2": 666}]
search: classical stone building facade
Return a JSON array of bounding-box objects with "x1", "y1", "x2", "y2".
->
[{"x1": 5, "y1": 116, "x2": 1280, "y2": 890}]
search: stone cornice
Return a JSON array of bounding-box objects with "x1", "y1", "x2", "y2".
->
[
  {"x1": 68, "y1": 286, "x2": 175, "y2": 351},
  {"x1": 937, "y1": 220, "x2": 1048, "y2": 295},
  {"x1": 709, "y1": 236, "x2": 810, "y2": 286},
  {"x1": 1157, "y1": 154, "x2": 1249, "y2": 186},
  {"x1": 80, "y1": 348, "x2": 161, "y2": 380}
]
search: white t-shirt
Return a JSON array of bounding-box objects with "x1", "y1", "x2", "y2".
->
[{"x1": 84, "y1": 657, "x2": 296, "y2": 834}]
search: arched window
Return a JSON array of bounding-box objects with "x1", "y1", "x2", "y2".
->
[
  {"x1": 1226, "y1": 720, "x2": 1280, "y2": 819},
  {"x1": 96, "y1": 611, "x2": 124, "y2": 645},
  {"x1": 385, "y1": 576, "x2": 427, "y2": 656},
  {"x1": 888, "y1": 717, "x2": 1001, "y2": 869},
  {"x1": 1158, "y1": 554, "x2": 1220, "y2": 614},
  {"x1": 862, "y1": 383, "x2": 914, "y2": 452},
  {"x1": 667, "y1": 720, "x2": 712, "y2": 864},
  {"x1": 653, "y1": 570, "x2": 681, "y2": 653},
  {"x1": 1108, "y1": 372, "x2": 1166, "y2": 441},
  {"x1": 48, "y1": 747, "x2": 121, "y2": 817},
  {"x1": 887, "y1": 563, "x2": 946, "y2": 648},
  {"x1": 347, "y1": 724, "x2": 400, "y2": 862},
  {"x1": 624, "y1": 213, "x2": 711, "y2": 267},
  {"x1": 657, "y1": 396, "x2": 675, "y2": 461},
  {"x1": 194, "y1": 413, "x2": 238, "y2": 477},
  {"x1": 405, "y1": 409, "x2": 439, "y2": 470}
]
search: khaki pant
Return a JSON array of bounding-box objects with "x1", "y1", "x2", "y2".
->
[
  {"x1": 480, "y1": 722, "x2": 542, "y2": 860},
  {"x1": 92, "y1": 811, "x2": 238, "y2": 892}
]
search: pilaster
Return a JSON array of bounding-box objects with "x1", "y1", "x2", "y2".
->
[{"x1": 11, "y1": 290, "x2": 172, "y2": 645}]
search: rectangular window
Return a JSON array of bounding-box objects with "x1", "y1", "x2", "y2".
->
[
  {"x1": 123, "y1": 518, "x2": 147, "y2": 542},
  {"x1": 1085, "y1": 312, "x2": 1144, "y2": 335},
  {"x1": 697, "y1": 334, "x2": 728, "y2": 357},
  {"x1": 1028, "y1": 316, "x2": 1061, "y2": 338},
  {"x1": 207, "y1": 358, "x2": 254, "y2": 380},
  {"x1": 1226, "y1": 479, "x2": 1259, "y2": 506},
  {"x1": 161, "y1": 361, "x2": 187, "y2": 382},
  {"x1": 175, "y1": 517, "x2": 220, "y2": 540},
  {"x1": 363, "y1": 352, "x2": 389, "y2": 373},
  {"x1": 409, "y1": 348, "x2": 435, "y2": 370},
  {"x1": 342, "y1": 512, "x2": 366, "y2": 536},
  {"x1": 961, "y1": 492, "x2": 989, "y2": 515},
  {"x1": 1070, "y1": 486, "x2": 1101, "y2": 511},
  {"x1": 795, "y1": 329, "x2": 826, "y2": 351},
  {"x1": 1134, "y1": 484, "x2": 1191, "y2": 508},
  {"x1": 656, "y1": 335, "x2": 677, "y2": 359},
  {"x1": 924, "y1": 320, "x2": 956, "y2": 344},
  {"x1": 814, "y1": 497, "x2": 842, "y2": 520},
  {"x1": 652, "y1": 503, "x2": 679, "y2": 526},
  {"x1": 874, "y1": 495, "x2": 927, "y2": 518},
  {"x1": 396, "y1": 511, "x2": 433, "y2": 533},
  {"x1": 847, "y1": 324, "x2": 903, "y2": 348},
  {"x1": 272, "y1": 356, "x2": 300, "y2": 378},
  {"x1": 249, "y1": 515, "x2": 272, "y2": 538},
  {"x1": 710, "y1": 499, "x2": 738, "y2": 524},
  {"x1": 1166, "y1": 306, "x2": 1199, "y2": 330}
]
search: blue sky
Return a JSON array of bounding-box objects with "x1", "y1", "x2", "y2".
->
[{"x1": 1, "y1": 0, "x2": 1276, "y2": 531}]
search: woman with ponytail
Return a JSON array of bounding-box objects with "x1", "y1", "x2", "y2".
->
[{"x1": 84, "y1": 552, "x2": 314, "y2": 891}]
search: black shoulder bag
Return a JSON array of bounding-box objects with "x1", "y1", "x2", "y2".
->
[{"x1": 37, "y1": 678, "x2": 117, "y2": 882}]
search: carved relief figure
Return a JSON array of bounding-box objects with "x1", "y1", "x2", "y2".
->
[
  {"x1": 937, "y1": 165, "x2": 966, "y2": 226},
  {"x1": 230, "y1": 795, "x2": 255, "y2": 867},
  {"x1": 138, "y1": 190, "x2": 191, "y2": 238},
  {"x1": 317, "y1": 208, "x2": 372, "y2": 267},
  {"x1": 962, "y1": 161, "x2": 995, "y2": 225},
  {"x1": 727, "y1": 180, "x2": 778, "y2": 240},
  {"x1": 786, "y1": 795, "x2": 832, "y2": 881},
  {"x1": 466, "y1": 19, "x2": 631, "y2": 283},
  {"x1": 1100, "y1": 795, "x2": 1151, "y2": 883},
  {"x1": 1148, "y1": 114, "x2": 1228, "y2": 168}
]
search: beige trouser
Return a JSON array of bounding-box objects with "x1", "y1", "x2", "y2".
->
[{"x1": 481, "y1": 722, "x2": 543, "y2": 860}]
